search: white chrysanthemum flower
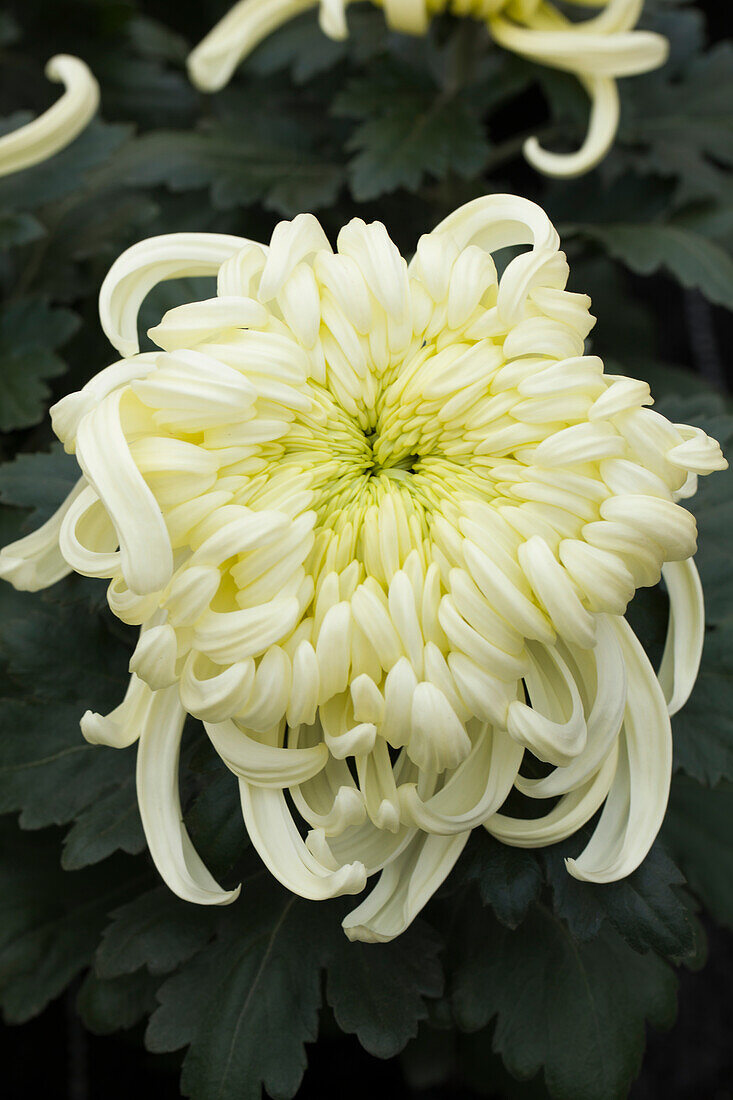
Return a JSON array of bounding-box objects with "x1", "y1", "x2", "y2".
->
[
  {"x1": 0, "y1": 55, "x2": 99, "y2": 178},
  {"x1": 187, "y1": 0, "x2": 668, "y2": 178},
  {"x1": 0, "y1": 194, "x2": 725, "y2": 942}
]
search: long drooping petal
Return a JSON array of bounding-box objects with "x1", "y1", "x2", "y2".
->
[
  {"x1": 51, "y1": 355, "x2": 159, "y2": 451},
  {"x1": 206, "y1": 717, "x2": 329, "y2": 785},
  {"x1": 81, "y1": 672, "x2": 153, "y2": 749},
  {"x1": 136, "y1": 686, "x2": 241, "y2": 905},
  {"x1": 239, "y1": 781, "x2": 367, "y2": 899},
  {"x1": 400, "y1": 722, "x2": 523, "y2": 833},
  {"x1": 491, "y1": 0, "x2": 667, "y2": 175},
  {"x1": 658, "y1": 559, "x2": 704, "y2": 716},
  {"x1": 98, "y1": 233, "x2": 252, "y2": 357},
  {"x1": 0, "y1": 55, "x2": 99, "y2": 177},
  {"x1": 341, "y1": 830, "x2": 470, "y2": 942},
  {"x1": 514, "y1": 617, "x2": 626, "y2": 797},
  {"x1": 188, "y1": 0, "x2": 321, "y2": 91},
  {"x1": 0, "y1": 478, "x2": 85, "y2": 591},
  {"x1": 567, "y1": 616, "x2": 672, "y2": 882},
  {"x1": 486, "y1": 744, "x2": 619, "y2": 847},
  {"x1": 73, "y1": 389, "x2": 173, "y2": 594}
]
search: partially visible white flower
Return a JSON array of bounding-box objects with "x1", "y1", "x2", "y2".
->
[
  {"x1": 0, "y1": 194, "x2": 725, "y2": 942},
  {"x1": 187, "y1": 0, "x2": 668, "y2": 178},
  {"x1": 0, "y1": 55, "x2": 99, "y2": 178}
]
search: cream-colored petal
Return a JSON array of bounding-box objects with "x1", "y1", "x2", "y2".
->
[
  {"x1": 81, "y1": 673, "x2": 151, "y2": 749},
  {"x1": 136, "y1": 686, "x2": 240, "y2": 904},
  {"x1": 99, "y1": 233, "x2": 250, "y2": 357},
  {"x1": 567, "y1": 616, "x2": 672, "y2": 882},
  {"x1": 239, "y1": 781, "x2": 366, "y2": 899},
  {"x1": 487, "y1": 743, "x2": 619, "y2": 847},
  {"x1": 658, "y1": 559, "x2": 704, "y2": 717},
  {"x1": 206, "y1": 716, "x2": 328, "y2": 786},
  {"x1": 400, "y1": 722, "x2": 523, "y2": 834},
  {"x1": 74, "y1": 390, "x2": 173, "y2": 594},
  {"x1": 0, "y1": 477, "x2": 85, "y2": 591},
  {"x1": 188, "y1": 0, "x2": 321, "y2": 91},
  {"x1": 342, "y1": 830, "x2": 469, "y2": 943},
  {"x1": 515, "y1": 617, "x2": 626, "y2": 797},
  {"x1": 0, "y1": 55, "x2": 99, "y2": 178}
]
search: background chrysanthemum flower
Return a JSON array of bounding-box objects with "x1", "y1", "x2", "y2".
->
[
  {"x1": 0, "y1": 193, "x2": 725, "y2": 943},
  {"x1": 0, "y1": 54, "x2": 98, "y2": 178},
  {"x1": 187, "y1": 0, "x2": 669, "y2": 177}
]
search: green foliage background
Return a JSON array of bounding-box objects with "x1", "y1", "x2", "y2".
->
[{"x1": 0, "y1": 1, "x2": 732, "y2": 1097}]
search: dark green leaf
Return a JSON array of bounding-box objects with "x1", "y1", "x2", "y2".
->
[
  {"x1": 0, "y1": 299, "x2": 79, "y2": 431},
  {"x1": 326, "y1": 919, "x2": 443, "y2": 1058},
  {"x1": 334, "y1": 61, "x2": 489, "y2": 200},
  {"x1": 0, "y1": 446, "x2": 78, "y2": 528},
  {"x1": 149, "y1": 879, "x2": 326, "y2": 1100},
  {"x1": 77, "y1": 968, "x2": 159, "y2": 1035},
  {"x1": 183, "y1": 764, "x2": 250, "y2": 879},
  {"x1": 62, "y1": 778, "x2": 145, "y2": 870},
  {"x1": 543, "y1": 839, "x2": 697, "y2": 962},
  {"x1": 652, "y1": 398, "x2": 733, "y2": 783},
  {"x1": 451, "y1": 904, "x2": 677, "y2": 1100},
  {"x1": 618, "y1": 40, "x2": 733, "y2": 204},
  {"x1": 117, "y1": 129, "x2": 344, "y2": 217},
  {"x1": 96, "y1": 887, "x2": 216, "y2": 980},
  {"x1": 0, "y1": 120, "x2": 132, "y2": 212},
  {"x1": 453, "y1": 830, "x2": 542, "y2": 929},
  {"x1": 0, "y1": 699, "x2": 133, "y2": 831},
  {"x1": 573, "y1": 224, "x2": 733, "y2": 312},
  {"x1": 0, "y1": 820, "x2": 141, "y2": 1023},
  {"x1": 0, "y1": 600, "x2": 130, "y2": 708},
  {"x1": 0, "y1": 212, "x2": 44, "y2": 250},
  {"x1": 663, "y1": 778, "x2": 733, "y2": 929},
  {"x1": 672, "y1": 627, "x2": 733, "y2": 785}
]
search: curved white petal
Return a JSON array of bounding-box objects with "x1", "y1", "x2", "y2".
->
[
  {"x1": 292, "y1": 762, "x2": 367, "y2": 836},
  {"x1": 136, "y1": 686, "x2": 240, "y2": 905},
  {"x1": 342, "y1": 830, "x2": 469, "y2": 943},
  {"x1": 0, "y1": 477, "x2": 85, "y2": 591},
  {"x1": 428, "y1": 193, "x2": 560, "y2": 258},
  {"x1": 51, "y1": 355, "x2": 158, "y2": 452},
  {"x1": 179, "y1": 651, "x2": 255, "y2": 722},
  {"x1": 206, "y1": 717, "x2": 328, "y2": 786},
  {"x1": 567, "y1": 616, "x2": 672, "y2": 882},
  {"x1": 99, "y1": 233, "x2": 250, "y2": 357},
  {"x1": 507, "y1": 642, "x2": 588, "y2": 766},
  {"x1": 490, "y1": 12, "x2": 668, "y2": 79},
  {"x1": 187, "y1": 0, "x2": 322, "y2": 91},
  {"x1": 58, "y1": 484, "x2": 122, "y2": 579},
  {"x1": 515, "y1": 617, "x2": 626, "y2": 797},
  {"x1": 148, "y1": 296, "x2": 269, "y2": 352},
  {"x1": 81, "y1": 672, "x2": 152, "y2": 749},
  {"x1": 239, "y1": 781, "x2": 366, "y2": 899},
  {"x1": 0, "y1": 55, "x2": 99, "y2": 178},
  {"x1": 524, "y1": 75, "x2": 619, "y2": 178},
  {"x1": 400, "y1": 723, "x2": 523, "y2": 834},
  {"x1": 74, "y1": 389, "x2": 173, "y2": 594},
  {"x1": 658, "y1": 559, "x2": 705, "y2": 717},
  {"x1": 486, "y1": 742, "x2": 619, "y2": 847}
]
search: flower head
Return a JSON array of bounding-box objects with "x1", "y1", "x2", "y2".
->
[
  {"x1": 0, "y1": 194, "x2": 725, "y2": 941},
  {"x1": 187, "y1": 0, "x2": 668, "y2": 178},
  {"x1": 0, "y1": 55, "x2": 98, "y2": 178}
]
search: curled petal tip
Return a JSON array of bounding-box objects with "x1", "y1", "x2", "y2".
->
[{"x1": 0, "y1": 54, "x2": 99, "y2": 179}]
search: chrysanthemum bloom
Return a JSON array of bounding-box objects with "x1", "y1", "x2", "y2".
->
[
  {"x1": 0, "y1": 55, "x2": 99, "y2": 178},
  {"x1": 0, "y1": 195, "x2": 725, "y2": 941},
  {"x1": 187, "y1": 0, "x2": 668, "y2": 178}
]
